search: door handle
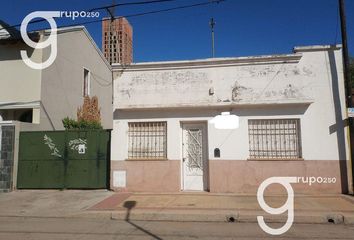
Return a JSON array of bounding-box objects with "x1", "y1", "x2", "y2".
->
[{"x1": 182, "y1": 158, "x2": 186, "y2": 162}]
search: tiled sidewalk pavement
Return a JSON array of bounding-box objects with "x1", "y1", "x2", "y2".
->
[
  {"x1": 89, "y1": 193, "x2": 354, "y2": 223},
  {"x1": 90, "y1": 193, "x2": 354, "y2": 212}
]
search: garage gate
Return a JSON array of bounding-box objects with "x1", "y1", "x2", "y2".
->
[{"x1": 17, "y1": 130, "x2": 110, "y2": 189}]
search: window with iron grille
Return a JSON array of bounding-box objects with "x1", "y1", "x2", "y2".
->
[
  {"x1": 248, "y1": 119, "x2": 302, "y2": 159},
  {"x1": 128, "y1": 122, "x2": 167, "y2": 160}
]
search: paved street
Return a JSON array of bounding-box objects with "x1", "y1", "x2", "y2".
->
[{"x1": 0, "y1": 216, "x2": 353, "y2": 240}]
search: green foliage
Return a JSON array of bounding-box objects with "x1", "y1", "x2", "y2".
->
[
  {"x1": 62, "y1": 117, "x2": 77, "y2": 129},
  {"x1": 62, "y1": 117, "x2": 102, "y2": 130}
]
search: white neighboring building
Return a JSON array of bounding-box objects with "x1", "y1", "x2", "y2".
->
[{"x1": 111, "y1": 45, "x2": 351, "y2": 194}]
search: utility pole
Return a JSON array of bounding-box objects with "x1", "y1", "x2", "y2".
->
[
  {"x1": 339, "y1": 0, "x2": 354, "y2": 194},
  {"x1": 339, "y1": 0, "x2": 351, "y2": 105},
  {"x1": 209, "y1": 17, "x2": 215, "y2": 58}
]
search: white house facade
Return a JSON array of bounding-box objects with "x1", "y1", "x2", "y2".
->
[{"x1": 111, "y1": 45, "x2": 351, "y2": 194}]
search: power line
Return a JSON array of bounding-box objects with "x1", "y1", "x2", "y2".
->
[
  {"x1": 0, "y1": 0, "x2": 181, "y2": 32},
  {"x1": 0, "y1": 0, "x2": 224, "y2": 35},
  {"x1": 89, "y1": 0, "x2": 178, "y2": 11}
]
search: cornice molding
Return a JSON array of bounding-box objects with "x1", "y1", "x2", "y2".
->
[{"x1": 112, "y1": 54, "x2": 303, "y2": 72}]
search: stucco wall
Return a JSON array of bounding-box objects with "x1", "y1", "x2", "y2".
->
[
  {"x1": 114, "y1": 55, "x2": 312, "y2": 108},
  {"x1": 0, "y1": 42, "x2": 42, "y2": 104},
  {"x1": 111, "y1": 46, "x2": 349, "y2": 193},
  {"x1": 23, "y1": 29, "x2": 113, "y2": 131}
]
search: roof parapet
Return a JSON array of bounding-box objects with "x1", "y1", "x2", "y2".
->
[
  {"x1": 112, "y1": 53, "x2": 302, "y2": 71},
  {"x1": 294, "y1": 44, "x2": 342, "y2": 53}
]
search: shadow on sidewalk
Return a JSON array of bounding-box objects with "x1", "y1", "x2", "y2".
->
[{"x1": 123, "y1": 200, "x2": 163, "y2": 240}]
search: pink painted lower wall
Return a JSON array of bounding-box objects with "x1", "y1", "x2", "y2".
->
[
  {"x1": 111, "y1": 160, "x2": 180, "y2": 192},
  {"x1": 209, "y1": 160, "x2": 345, "y2": 194},
  {"x1": 111, "y1": 159, "x2": 346, "y2": 194}
]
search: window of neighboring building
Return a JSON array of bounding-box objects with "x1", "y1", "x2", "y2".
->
[
  {"x1": 19, "y1": 109, "x2": 33, "y2": 123},
  {"x1": 83, "y1": 68, "x2": 90, "y2": 97},
  {"x1": 128, "y1": 122, "x2": 167, "y2": 160},
  {"x1": 248, "y1": 119, "x2": 302, "y2": 159}
]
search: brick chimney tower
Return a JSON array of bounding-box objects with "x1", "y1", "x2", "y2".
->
[{"x1": 102, "y1": 17, "x2": 133, "y2": 65}]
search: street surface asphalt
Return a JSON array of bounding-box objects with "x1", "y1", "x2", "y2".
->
[{"x1": 0, "y1": 216, "x2": 353, "y2": 240}]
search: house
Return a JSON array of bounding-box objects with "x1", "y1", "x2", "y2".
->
[
  {"x1": 0, "y1": 21, "x2": 113, "y2": 191},
  {"x1": 0, "y1": 21, "x2": 113, "y2": 131},
  {"x1": 111, "y1": 45, "x2": 351, "y2": 194}
]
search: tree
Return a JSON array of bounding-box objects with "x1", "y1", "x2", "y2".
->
[{"x1": 77, "y1": 96, "x2": 101, "y2": 123}]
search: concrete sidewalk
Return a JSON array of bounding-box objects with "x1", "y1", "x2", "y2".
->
[
  {"x1": 1, "y1": 190, "x2": 354, "y2": 224},
  {"x1": 0, "y1": 190, "x2": 112, "y2": 218}
]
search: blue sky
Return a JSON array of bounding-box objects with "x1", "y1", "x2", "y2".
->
[{"x1": 1, "y1": 0, "x2": 353, "y2": 62}]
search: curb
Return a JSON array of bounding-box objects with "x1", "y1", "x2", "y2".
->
[
  {"x1": 110, "y1": 210, "x2": 354, "y2": 225},
  {"x1": 344, "y1": 215, "x2": 354, "y2": 225},
  {"x1": 111, "y1": 210, "x2": 239, "y2": 222},
  {"x1": 239, "y1": 213, "x2": 344, "y2": 224},
  {"x1": 1, "y1": 210, "x2": 353, "y2": 225}
]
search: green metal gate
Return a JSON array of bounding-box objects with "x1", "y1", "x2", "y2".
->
[{"x1": 17, "y1": 130, "x2": 110, "y2": 189}]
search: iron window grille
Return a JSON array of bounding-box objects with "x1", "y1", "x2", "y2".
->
[
  {"x1": 128, "y1": 122, "x2": 167, "y2": 160},
  {"x1": 248, "y1": 119, "x2": 302, "y2": 159}
]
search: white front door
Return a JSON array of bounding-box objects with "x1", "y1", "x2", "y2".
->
[{"x1": 182, "y1": 123, "x2": 208, "y2": 191}]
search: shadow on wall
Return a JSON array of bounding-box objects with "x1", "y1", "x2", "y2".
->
[
  {"x1": 327, "y1": 50, "x2": 348, "y2": 194},
  {"x1": 0, "y1": 42, "x2": 35, "y2": 61},
  {"x1": 123, "y1": 200, "x2": 163, "y2": 240},
  {"x1": 114, "y1": 104, "x2": 310, "y2": 120}
]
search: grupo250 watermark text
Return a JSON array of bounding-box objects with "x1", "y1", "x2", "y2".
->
[
  {"x1": 257, "y1": 176, "x2": 337, "y2": 235},
  {"x1": 20, "y1": 10, "x2": 99, "y2": 70}
]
